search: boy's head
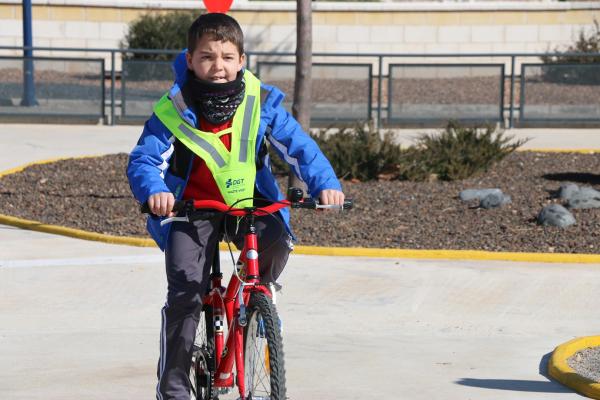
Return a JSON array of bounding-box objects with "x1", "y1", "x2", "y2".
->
[{"x1": 186, "y1": 13, "x2": 245, "y2": 83}]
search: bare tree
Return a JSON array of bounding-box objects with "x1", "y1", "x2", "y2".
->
[{"x1": 289, "y1": 0, "x2": 312, "y2": 194}]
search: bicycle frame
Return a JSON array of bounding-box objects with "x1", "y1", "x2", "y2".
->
[
  {"x1": 200, "y1": 207, "x2": 277, "y2": 398},
  {"x1": 145, "y1": 193, "x2": 351, "y2": 399}
]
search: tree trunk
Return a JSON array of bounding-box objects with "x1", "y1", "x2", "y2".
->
[{"x1": 289, "y1": 0, "x2": 312, "y2": 195}]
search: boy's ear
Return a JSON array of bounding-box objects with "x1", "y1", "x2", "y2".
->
[
  {"x1": 185, "y1": 51, "x2": 193, "y2": 69},
  {"x1": 239, "y1": 53, "x2": 246, "y2": 71}
]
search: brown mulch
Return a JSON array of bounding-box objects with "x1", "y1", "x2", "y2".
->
[{"x1": 1, "y1": 151, "x2": 599, "y2": 253}]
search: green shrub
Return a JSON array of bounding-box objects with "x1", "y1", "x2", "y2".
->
[
  {"x1": 398, "y1": 121, "x2": 527, "y2": 181},
  {"x1": 269, "y1": 121, "x2": 525, "y2": 182},
  {"x1": 311, "y1": 122, "x2": 403, "y2": 181},
  {"x1": 121, "y1": 11, "x2": 197, "y2": 61},
  {"x1": 540, "y1": 20, "x2": 600, "y2": 84},
  {"x1": 267, "y1": 122, "x2": 403, "y2": 181}
]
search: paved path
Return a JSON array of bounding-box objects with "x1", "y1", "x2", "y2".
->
[
  {"x1": 1, "y1": 226, "x2": 598, "y2": 399},
  {"x1": 1, "y1": 124, "x2": 599, "y2": 399}
]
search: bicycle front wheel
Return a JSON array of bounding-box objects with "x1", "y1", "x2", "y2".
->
[
  {"x1": 190, "y1": 304, "x2": 217, "y2": 400},
  {"x1": 243, "y1": 292, "x2": 286, "y2": 400}
]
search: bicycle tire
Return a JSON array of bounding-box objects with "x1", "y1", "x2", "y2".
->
[
  {"x1": 243, "y1": 292, "x2": 287, "y2": 400},
  {"x1": 190, "y1": 304, "x2": 218, "y2": 400}
]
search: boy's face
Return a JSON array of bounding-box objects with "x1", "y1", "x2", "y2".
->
[{"x1": 186, "y1": 34, "x2": 245, "y2": 83}]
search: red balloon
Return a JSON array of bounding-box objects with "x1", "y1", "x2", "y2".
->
[{"x1": 202, "y1": 0, "x2": 233, "y2": 13}]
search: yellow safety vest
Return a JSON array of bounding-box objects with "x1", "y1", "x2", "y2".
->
[{"x1": 153, "y1": 70, "x2": 261, "y2": 208}]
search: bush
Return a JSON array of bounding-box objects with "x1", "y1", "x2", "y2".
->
[
  {"x1": 540, "y1": 20, "x2": 600, "y2": 84},
  {"x1": 267, "y1": 122, "x2": 402, "y2": 182},
  {"x1": 266, "y1": 121, "x2": 526, "y2": 182},
  {"x1": 397, "y1": 121, "x2": 527, "y2": 181},
  {"x1": 121, "y1": 11, "x2": 197, "y2": 61},
  {"x1": 312, "y1": 122, "x2": 403, "y2": 181}
]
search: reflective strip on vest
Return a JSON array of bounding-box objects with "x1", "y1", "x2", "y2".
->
[
  {"x1": 239, "y1": 95, "x2": 255, "y2": 163},
  {"x1": 177, "y1": 123, "x2": 226, "y2": 168}
]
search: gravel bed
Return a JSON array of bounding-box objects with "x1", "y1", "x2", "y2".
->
[
  {"x1": 1, "y1": 151, "x2": 600, "y2": 253},
  {"x1": 3, "y1": 68, "x2": 598, "y2": 106},
  {"x1": 568, "y1": 346, "x2": 600, "y2": 383}
]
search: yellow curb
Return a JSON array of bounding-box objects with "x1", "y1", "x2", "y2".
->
[
  {"x1": 0, "y1": 213, "x2": 156, "y2": 247},
  {"x1": 2, "y1": 211, "x2": 600, "y2": 263},
  {"x1": 2, "y1": 155, "x2": 600, "y2": 263},
  {"x1": 522, "y1": 149, "x2": 599, "y2": 154},
  {"x1": 0, "y1": 155, "x2": 103, "y2": 178},
  {"x1": 549, "y1": 336, "x2": 600, "y2": 399}
]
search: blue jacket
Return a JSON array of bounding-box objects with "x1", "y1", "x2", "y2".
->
[{"x1": 127, "y1": 50, "x2": 342, "y2": 250}]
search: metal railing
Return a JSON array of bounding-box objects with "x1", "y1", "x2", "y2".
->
[{"x1": 0, "y1": 46, "x2": 599, "y2": 128}]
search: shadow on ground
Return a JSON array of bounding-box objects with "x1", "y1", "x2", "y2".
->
[
  {"x1": 543, "y1": 172, "x2": 600, "y2": 185},
  {"x1": 454, "y1": 351, "x2": 573, "y2": 394},
  {"x1": 455, "y1": 378, "x2": 572, "y2": 393}
]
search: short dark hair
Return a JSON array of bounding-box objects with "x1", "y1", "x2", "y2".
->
[{"x1": 187, "y1": 13, "x2": 244, "y2": 55}]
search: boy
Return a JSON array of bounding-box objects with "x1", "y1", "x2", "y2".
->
[{"x1": 127, "y1": 13, "x2": 344, "y2": 399}]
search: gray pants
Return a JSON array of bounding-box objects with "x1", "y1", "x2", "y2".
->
[{"x1": 156, "y1": 214, "x2": 292, "y2": 400}]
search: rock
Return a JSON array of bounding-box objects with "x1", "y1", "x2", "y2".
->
[
  {"x1": 480, "y1": 193, "x2": 512, "y2": 209},
  {"x1": 537, "y1": 204, "x2": 576, "y2": 228},
  {"x1": 559, "y1": 183, "x2": 579, "y2": 201},
  {"x1": 459, "y1": 188, "x2": 503, "y2": 202},
  {"x1": 567, "y1": 186, "x2": 600, "y2": 209}
]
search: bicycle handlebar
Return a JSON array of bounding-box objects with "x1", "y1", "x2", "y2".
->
[{"x1": 140, "y1": 193, "x2": 353, "y2": 223}]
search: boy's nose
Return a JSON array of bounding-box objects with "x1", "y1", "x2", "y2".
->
[{"x1": 213, "y1": 57, "x2": 224, "y2": 70}]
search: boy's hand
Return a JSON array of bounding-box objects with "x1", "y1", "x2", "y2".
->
[
  {"x1": 318, "y1": 189, "x2": 345, "y2": 207},
  {"x1": 148, "y1": 192, "x2": 176, "y2": 217}
]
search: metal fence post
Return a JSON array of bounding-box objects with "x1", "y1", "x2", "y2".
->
[
  {"x1": 21, "y1": 0, "x2": 38, "y2": 106},
  {"x1": 377, "y1": 55, "x2": 383, "y2": 128},
  {"x1": 509, "y1": 55, "x2": 516, "y2": 129},
  {"x1": 110, "y1": 51, "x2": 116, "y2": 125}
]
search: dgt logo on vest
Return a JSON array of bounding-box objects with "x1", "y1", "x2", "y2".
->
[{"x1": 226, "y1": 178, "x2": 245, "y2": 189}]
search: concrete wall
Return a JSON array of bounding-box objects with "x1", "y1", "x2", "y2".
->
[{"x1": 0, "y1": 1, "x2": 598, "y2": 59}]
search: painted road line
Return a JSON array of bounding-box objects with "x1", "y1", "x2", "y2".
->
[{"x1": 0, "y1": 254, "x2": 164, "y2": 268}]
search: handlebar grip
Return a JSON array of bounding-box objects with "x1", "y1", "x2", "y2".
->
[
  {"x1": 140, "y1": 200, "x2": 187, "y2": 215},
  {"x1": 343, "y1": 199, "x2": 353, "y2": 210},
  {"x1": 140, "y1": 203, "x2": 151, "y2": 214}
]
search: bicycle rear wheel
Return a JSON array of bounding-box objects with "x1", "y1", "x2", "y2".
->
[
  {"x1": 190, "y1": 304, "x2": 217, "y2": 400},
  {"x1": 243, "y1": 292, "x2": 286, "y2": 400}
]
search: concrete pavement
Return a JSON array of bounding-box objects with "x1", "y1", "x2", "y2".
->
[
  {"x1": 1, "y1": 226, "x2": 598, "y2": 399},
  {"x1": 1, "y1": 123, "x2": 600, "y2": 399}
]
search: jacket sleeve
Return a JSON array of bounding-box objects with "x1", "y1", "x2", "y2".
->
[
  {"x1": 261, "y1": 84, "x2": 342, "y2": 198},
  {"x1": 126, "y1": 115, "x2": 175, "y2": 204}
]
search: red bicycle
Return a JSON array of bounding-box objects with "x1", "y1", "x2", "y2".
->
[{"x1": 146, "y1": 189, "x2": 352, "y2": 400}]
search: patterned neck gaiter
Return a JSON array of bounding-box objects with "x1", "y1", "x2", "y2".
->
[{"x1": 186, "y1": 70, "x2": 246, "y2": 125}]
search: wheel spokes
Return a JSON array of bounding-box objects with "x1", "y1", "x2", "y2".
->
[{"x1": 246, "y1": 313, "x2": 272, "y2": 397}]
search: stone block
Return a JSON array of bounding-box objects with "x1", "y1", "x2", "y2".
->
[
  {"x1": 314, "y1": 25, "x2": 337, "y2": 43},
  {"x1": 438, "y1": 26, "x2": 470, "y2": 43},
  {"x1": 100, "y1": 22, "x2": 128, "y2": 41},
  {"x1": 269, "y1": 25, "x2": 295, "y2": 42},
  {"x1": 1, "y1": 19, "x2": 21, "y2": 36},
  {"x1": 505, "y1": 25, "x2": 539, "y2": 43},
  {"x1": 0, "y1": 5, "x2": 15, "y2": 19},
  {"x1": 370, "y1": 26, "x2": 403, "y2": 43},
  {"x1": 404, "y1": 26, "x2": 437, "y2": 43},
  {"x1": 65, "y1": 22, "x2": 101, "y2": 40},
  {"x1": 34, "y1": 21, "x2": 65, "y2": 38},
  {"x1": 471, "y1": 26, "x2": 504, "y2": 43},
  {"x1": 336, "y1": 25, "x2": 371, "y2": 44}
]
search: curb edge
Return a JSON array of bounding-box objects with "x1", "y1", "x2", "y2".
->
[{"x1": 549, "y1": 336, "x2": 600, "y2": 399}]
